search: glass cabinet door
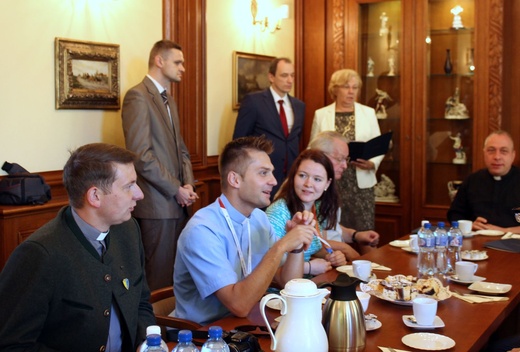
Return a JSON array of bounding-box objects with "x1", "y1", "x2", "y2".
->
[
  {"x1": 425, "y1": 0, "x2": 474, "y2": 206},
  {"x1": 358, "y1": 1, "x2": 402, "y2": 203}
]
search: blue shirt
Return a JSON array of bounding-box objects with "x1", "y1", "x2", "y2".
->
[
  {"x1": 266, "y1": 199, "x2": 323, "y2": 261},
  {"x1": 172, "y1": 194, "x2": 279, "y2": 325}
]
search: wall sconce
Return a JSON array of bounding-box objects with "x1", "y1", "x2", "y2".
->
[
  {"x1": 251, "y1": 0, "x2": 289, "y2": 32},
  {"x1": 451, "y1": 5, "x2": 464, "y2": 29}
]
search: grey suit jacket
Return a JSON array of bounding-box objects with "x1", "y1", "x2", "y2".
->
[
  {"x1": 122, "y1": 76, "x2": 194, "y2": 219},
  {"x1": 232, "y1": 89, "x2": 305, "y2": 194}
]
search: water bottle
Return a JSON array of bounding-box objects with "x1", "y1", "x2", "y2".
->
[
  {"x1": 172, "y1": 330, "x2": 199, "y2": 352},
  {"x1": 143, "y1": 334, "x2": 167, "y2": 352},
  {"x1": 434, "y1": 222, "x2": 449, "y2": 275},
  {"x1": 140, "y1": 325, "x2": 168, "y2": 352},
  {"x1": 417, "y1": 222, "x2": 436, "y2": 277},
  {"x1": 447, "y1": 221, "x2": 463, "y2": 274},
  {"x1": 201, "y1": 326, "x2": 230, "y2": 352}
]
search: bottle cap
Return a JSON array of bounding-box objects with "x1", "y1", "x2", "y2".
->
[
  {"x1": 437, "y1": 221, "x2": 445, "y2": 228},
  {"x1": 146, "y1": 334, "x2": 162, "y2": 346},
  {"x1": 146, "y1": 325, "x2": 161, "y2": 336},
  {"x1": 208, "y1": 326, "x2": 223, "y2": 339},
  {"x1": 178, "y1": 330, "x2": 193, "y2": 343},
  {"x1": 424, "y1": 222, "x2": 431, "y2": 229},
  {"x1": 452, "y1": 221, "x2": 459, "y2": 227}
]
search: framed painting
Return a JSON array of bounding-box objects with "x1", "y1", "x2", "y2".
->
[
  {"x1": 232, "y1": 51, "x2": 275, "y2": 110},
  {"x1": 55, "y1": 38, "x2": 120, "y2": 110}
]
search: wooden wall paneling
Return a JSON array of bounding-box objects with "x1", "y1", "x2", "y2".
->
[
  {"x1": 163, "y1": 0, "x2": 206, "y2": 166},
  {"x1": 297, "y1": 0, "x2": 329, "y2": 147},
  {"x1": 501, "y1": 0, "x2": 520, "y2": 158}
]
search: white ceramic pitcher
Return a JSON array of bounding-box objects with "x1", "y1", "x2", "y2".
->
[{"x1": 260, "y1": 278, "x2": 329, "y2": 352}]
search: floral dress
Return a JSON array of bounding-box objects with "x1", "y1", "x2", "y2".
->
[{"x1": 335, "y1": 111, "x2": 375, "y2": 230}]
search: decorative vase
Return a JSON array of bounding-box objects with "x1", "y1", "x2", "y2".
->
[{"x1": 444, "y1": 49, "x2": 453, "y2": 74}]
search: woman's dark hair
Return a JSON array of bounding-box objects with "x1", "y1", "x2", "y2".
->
[{"x1": 275, "y1": 149, "x2": 339, "y2": 230}]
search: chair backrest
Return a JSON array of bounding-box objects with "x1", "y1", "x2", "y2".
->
[{"x1": 149, "y1": 286, "x2": 202, "y2": 336}]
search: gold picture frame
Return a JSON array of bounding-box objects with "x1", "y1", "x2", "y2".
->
[
  {"x1": 55, "y1": 38, "x2": 120, "y2": 110},
  {"x1": 232, "y1": 51, "x2": 275, "y2": 110}
]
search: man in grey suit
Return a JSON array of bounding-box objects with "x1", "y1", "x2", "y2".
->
[
  {"x1": 122, "y1": 40, "x2": 198, "y2": 291},
  {"x1": 233, "y1": 57, "x2": 306, "y2": 199}
]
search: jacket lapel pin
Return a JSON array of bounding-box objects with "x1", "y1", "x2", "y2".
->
[{"x1": 122, "y1": 278, "x2": 130, "y2": 290}]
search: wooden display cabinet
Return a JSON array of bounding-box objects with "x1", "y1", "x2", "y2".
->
[{"x1": 340, "y1": 0, "x2": 502, "y2": 240}]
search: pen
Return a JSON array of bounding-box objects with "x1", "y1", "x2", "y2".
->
[{"x1": 316, "y1": 235, "x2": 333, "y2": 254}]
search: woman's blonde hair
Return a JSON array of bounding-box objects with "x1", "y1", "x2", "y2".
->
[{"x1": 327, "y1": 69, "x2": 362, "y2": 100}]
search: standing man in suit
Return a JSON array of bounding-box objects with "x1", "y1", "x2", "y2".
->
[
  {"x1": 233, "y1": 57, "x2": 306, "y2": 199},
  {"x1": 122, "y1": 39, "x2": 198, "y2": 291}
]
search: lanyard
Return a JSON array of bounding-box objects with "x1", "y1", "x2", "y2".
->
[{"x1": 218, "y1": 198, "x2": 252, "y2": 277}]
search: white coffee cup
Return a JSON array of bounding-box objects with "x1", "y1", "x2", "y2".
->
[
  {"x1": 412, "y1": 297, "x2": 438, "y2": 326},
  {"x1": 352, "y1": 260, "x2": 372, "y2": 281},
  {"x1": 356, "y1": 291, "x2": 370, "y2": 312},
  {"x1": 455, "y1": 261, "x2": 478, "y2": 281},
  {"x1": 409, "y1": 234, "x2": 419, "y2": 252},
  {"x1": 458, "y1": 220, "x2": 473, "y2": 235}
]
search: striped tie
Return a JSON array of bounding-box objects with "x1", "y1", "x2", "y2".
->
[{"x1": 160, "y1": 90, "x2": 169, "y2": 106}]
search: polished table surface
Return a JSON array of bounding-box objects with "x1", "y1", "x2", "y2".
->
[{"x1": 170, "y1": 234, "x2": 520, "y2": 351}]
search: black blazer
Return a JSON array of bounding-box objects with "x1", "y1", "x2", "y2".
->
[{"x1": 233, "y1": 89, "x2": 306, "y2": 196}]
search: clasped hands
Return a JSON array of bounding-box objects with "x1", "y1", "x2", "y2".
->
[{"x1": 175, "y1": 184, "x2": 199, "y2": 207}]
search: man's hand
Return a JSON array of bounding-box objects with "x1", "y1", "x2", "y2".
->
[
  {"x1": 286, "y1": 210, "x2": 315, "y2": 231},
  {"x1": 175, "y1": 184, "x2": 199, "y2": 207},
  {"x1": 282, "y1": 224, "x2": 316, "y2": 253},
  {"x1": 356, "y1": 230, "x2": 380, "y2": 247}
]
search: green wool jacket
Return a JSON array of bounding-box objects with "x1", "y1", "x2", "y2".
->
[{"x1": 0, "y1": 206, "x2": 156, "y2": 351}]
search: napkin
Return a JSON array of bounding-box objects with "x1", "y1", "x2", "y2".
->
[
  {"x1": 372, "y1": 263, "x2": 392, "y2": 271},
  {"x1": 501, "y1": 232, "x2": 520, "y2": 240},
  {"x1": 378, "y1": 347, "x2": 411, "y2": 352},
  {"x1": 452, "y1": 292, "x2": 509, "y2": 303}
]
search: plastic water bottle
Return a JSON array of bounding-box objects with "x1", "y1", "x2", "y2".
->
[
  {"x1": 172, "y1": 330, "x2": 200, "y2": 352},
  {"x1": 140, "y1": 325, "x2": 168, "y2": 352},
  {"x1": 417, "y1": 222, "x2": 436, "y2": 277},
  {"x1": 447, "y1": 221, "x2": 463, "y2": 274},
  {"x1": 143, "y1": 334, "x2": 167, "y2": 352},
  {"x1": 201, "y1": 326, "x2": 230, "y2": 352},
  {"x1": 434, "y1": 222, "x2": 449, "y2": 275}
]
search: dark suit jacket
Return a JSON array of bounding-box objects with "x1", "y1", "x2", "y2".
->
[
  {"x1": 232, "y1": 89, "x2": 305, "y2": 196},
  {"x1": 122, "y1": 76, "x2": 194, "y2": 219},
  {"x1": 0, "y1": 207, "x2": 156, "y2": 351}
]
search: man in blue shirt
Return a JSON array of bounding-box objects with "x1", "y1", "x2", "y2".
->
[{"x1": 172, "y1": 136, "x2": 316, "y2": 325}]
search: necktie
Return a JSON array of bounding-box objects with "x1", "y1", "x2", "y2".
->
[
  {"x1": 278, "y1": 99, "x2": 289, "y2": 137},
  {"x1": 160, "y1": 90, "x2": 169, "y2": 106}
]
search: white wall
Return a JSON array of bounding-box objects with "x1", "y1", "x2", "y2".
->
[
  {"x1": 206, "y1": 0, "x2": 295, "y2": 155},
  {"x1": 0, "y1": 0, "x2": 295, "y2": 173},
  {"x1": 0, "y1": 0, "x2": 162, "y2": 174}
]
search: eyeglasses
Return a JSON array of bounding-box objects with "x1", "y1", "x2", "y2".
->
[{"x1": 326, "y1": 153, "x2": 350, "y2": 164}]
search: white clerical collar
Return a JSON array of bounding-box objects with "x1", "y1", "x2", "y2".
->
[
  {"x1": 97, "y1": 231, "x2": 110, "y2": 241},
  {"x1": 493, "y1": 176, "x2": 502, "y2": 181}
]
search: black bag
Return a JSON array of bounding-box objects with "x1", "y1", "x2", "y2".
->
[{"x1": 0, "y1": 162, "x2": 52, "y2": 205}]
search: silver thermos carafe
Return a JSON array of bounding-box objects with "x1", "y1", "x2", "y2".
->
[{"x1": 321, "y1": 273, "x2": 366, "y2": 352}]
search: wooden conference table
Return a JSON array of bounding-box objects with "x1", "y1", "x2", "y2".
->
[{"x1": 170, "y1": 234, "x2": 520, "y2": 351}]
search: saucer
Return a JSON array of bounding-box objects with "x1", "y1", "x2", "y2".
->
[
  {"x1": 449, "y1": 275, "x2": 486, "y2": 285},
  {"x1": 468, "y1": 281, "x2": 512, "y2": 295},
  {"x1": 474, "y1": 229, "x2": 504, "y2": 236},
  {"x1": 389, "y1": 240, "x2": 410, "y2": 248},
  {"x1": 402, "y1": 246, "x2": 419, "y2": 254},
  {"x1": 402, "y1": 315, "x2": 445, "y2": 329},
  {"x1": 336, "y1": 265, "x2": 377, "y2": 280},
  {"x1": 402, "y1": 333, "x2": 455, "y2": 350},
  {"x1": 366, "y1": 318, "x2": 382, "y2": 331}
]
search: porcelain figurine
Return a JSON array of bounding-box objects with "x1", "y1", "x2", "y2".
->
[
  {"x1": 445, "y1": 88, "x2": 469, "y2": 119},
  {"x1": 449, "y1": 132, "x2": 467, "y2": 164},
  {"x1": 375, "y1": 88, "x2": 392, "y2": 119},
  {"x1": 367, "y1": 57, "x2": 375, "y2": 77}
]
